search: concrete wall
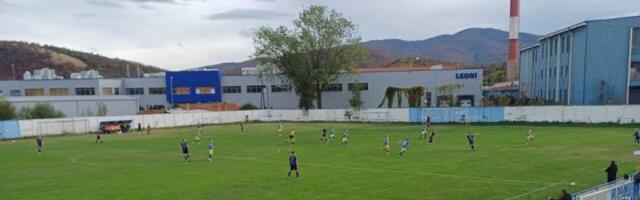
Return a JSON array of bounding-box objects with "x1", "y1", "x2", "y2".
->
[
  {"x1": 8, "y1": 105, "x2": 640, "y2": 139},
  {"x1": 6, "y1": 96, "x2": 139, "y2": 118}
]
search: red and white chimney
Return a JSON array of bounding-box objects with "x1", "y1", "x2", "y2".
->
[{"x1": 507, "y1": 0, "x2": 520, "y2": 81}]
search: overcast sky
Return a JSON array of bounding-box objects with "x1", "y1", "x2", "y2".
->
[{"x1": 0, "y1": 0, "x2": 638, "y2": 70}]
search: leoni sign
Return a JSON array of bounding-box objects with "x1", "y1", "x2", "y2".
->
[{"x1": 456, "y1": 72, "x2": 478, "y2": 79}]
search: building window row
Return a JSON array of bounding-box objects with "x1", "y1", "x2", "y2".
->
[
  {"x1": 50, "y1": 88, "x2": 69, "y2": 96},
  {"x1": 196, "y1": 87, "x2": 215, "y2": 95},
  {"x1": 126, "y1": 88, "x2": 145, "y2": 95},
  {"x1": 348, "y1": 83, "x2": 369, "y2": 91},
  {"x1": 223, "y1": 86, "x2": 241, "y2": 94},
  {"x1": 76, "y1": 88, "x2": 96, "y2": 96},
  {"x1": 323, "y1": 83, "x2": 343, "y2": 92},
  {"x1": 271, "y1": 84, "x2": 291, "y2": 93},
  {"x1": 149, "y1": 87, "x2": 166, "y2": 95},
  {"x1": 246, "y1": 85, "x2": 266, "y2": 93}
]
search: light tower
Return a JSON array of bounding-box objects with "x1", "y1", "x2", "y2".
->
[{"x1": 507, "y1": 0, "x2": 520, "y2": 81}]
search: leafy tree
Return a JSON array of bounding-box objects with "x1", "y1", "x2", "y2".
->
[
  {"x1": 0, "y1": 96, "x2": 16, "y2": 120},
  {"x1": 18, "y1": 103, "x2": 65, "y2": 119},
  {"x1": 436, "y1": 84, "x2": 463, "y2": 107},
  {"x1": 405, "y1": 86, "x2": 426, "y2": 107},
  {"x1": 254, "y1": 5, "x2": 367, "y2": 110},
  {"x1": 96, "y1": 102, "x2": 108, "y2": 116},
  {"x1": 349, "y1": 82, "x2": 364, "y2": 110},
  {"x1": 498, "y1": 96, "x2": 512, "y2": 106}
]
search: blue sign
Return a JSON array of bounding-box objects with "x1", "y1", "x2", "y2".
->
[{"x1": 456, "y1": 72, "x2": 478, "y2": 79}]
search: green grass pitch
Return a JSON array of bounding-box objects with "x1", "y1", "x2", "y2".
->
[{"x1": 1, "y1": 122, "x2": 639, "y2": 199}]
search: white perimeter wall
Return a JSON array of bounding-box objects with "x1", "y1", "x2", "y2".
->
[
  {"x1": 15, "y1": 105, "x2": 640, "y2": 138},
  {"x1": 504, "y1": 105, "x2": 640, "y2": 123}
]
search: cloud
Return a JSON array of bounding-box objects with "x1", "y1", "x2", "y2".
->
[
  {"x1": 238, "y1": 28, "x2": 256, "y2": 38},
  {"x1": 205, "y1": 8, "x2": 288, "y2": 20},
  {"x1": 86, "y1": 0, "x2": 124, "y2": 8}
]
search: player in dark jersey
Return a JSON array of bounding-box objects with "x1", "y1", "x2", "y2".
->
[
  {"x1": 95, "y1": 132, "x2": 103, "y2": 144},
  {"x1": 467, "y1": 132, "x2": 475, "y2": 151},
  {"x1": 180, "y1": 139, "x2": 190, "y2": 161},
  {"x1": 240, "y1": 122, "x2": 244, "y2": 135},
  {"x1": 320, "y1": 128, "x2": 328, "y2": 143},
  {"x1": 146, "y1": 125, "x2": 151, "y2": 135},
  {"x1": 36, "y1": 135, "x2": 43, "y2": 154},
  {"x1": 428, "y1": 129, "x2": 436, "y2": 144},
  {"x1": 288, "y1": 151, "x2": 300, "y2": 180},
  {"x1": 634, "y1": 129, "x2": 640, "y2": 145}
]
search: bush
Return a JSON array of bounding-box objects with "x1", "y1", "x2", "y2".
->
[
  {"x1": 18, "y1": 103, "x2": 65, "y2": 119},
  {"x1": 498, "y1": 96, "x2": 512, "y2": 106},
  {"x1": 0, "y1": 96, "x2": 16, "y2": 120},
  {"x1": 239, "y1": 103, "x2": 258, "y2": 110}
]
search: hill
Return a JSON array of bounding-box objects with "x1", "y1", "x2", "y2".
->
[
  {"x1": 0, "y1": 41, "x2": 164, "y2": 80},
  {"x1": 199, "y1": 28, "x2": 539, "y2": 74},
  {"x1": 361, "y1": 28, "x2": 540, "y2": 64}
]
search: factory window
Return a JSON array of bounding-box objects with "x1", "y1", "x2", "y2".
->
[
  {"x1": 561, "y1": 37, "x2": 565, "y2": 53},
  {"x1": 631, "y1": 62, "x2": 640, "y2": 81},
  {"x1": 196, "y1": 87, "x2": 215, "y2": 95},
  {"x1": 101, "y1": 87, "x2": 113, "y2": 96},
  {"x1": 541, "y1": 44, "x2": 545, "y2": 59},
  {"x1": 114, "y1": 88, "x2": 120, "y2": 95},
  {"x1": 633, "y1": 28, "x2": 640, "y2": 55},
  {"x1": 223, "y1": 86, "x2": 241, "y2": 94},
  {"x1": 75, "y1": 88, "x2": 95, "y2": 96},
  {"x1": 271, "y1": 84, "x2": 291, "y2": 93},
  {"x1": 148, "y1": 87, "x2": 166, "y2": 95},
  {"x1": 247, "y1": 85, "x2": 266, "y2": 93},
  {"x1": 323, "y1": 83, "x2": 343, "y2": 92},
  {"x1": 10, "y1": 90, "x2": 21, "y2": 96},
  {"x1": 0, "y1": 90, "x2": 3, "y2": 96},
  {"x1": 25, "y1": 88, "x2": 44, "y2": 96},
  {"x1": 173, "y1": 87, "x2": 190, "y2": 95},
  {"x1": 50, "y1": 88, "x2": 69, "y2": 96},
  {"x1": 126, "y1": 88, "x2": 144, "y2": 95},
  {"x1": 348, "y1": 83, "x2": 368, "y2": 91}
]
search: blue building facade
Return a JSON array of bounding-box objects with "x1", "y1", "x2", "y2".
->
[
  {"x1": 165, "y1": 70, "x2": 222, "y2": 104},
  {"x1": 520, "y1": 16, "x2": 640, "y2": 105}
]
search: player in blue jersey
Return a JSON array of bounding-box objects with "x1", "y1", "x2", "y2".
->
[
  {"x1": 399, "y1": 138, "x2": 410, "y2": 156},
  {"x1": 467, "y1": 132, "x2": 475, "y2": 151},
  {"x1": 287, "y1": 151, "x2": 300, "y2": 180},
  {"x1": 180, "y1": 139, "x2": 190, "y2": 161},
  {"x1": 36, "y1": 135, "x2": 43, "y2": 154},
  {"x1": 383, "y1": 134, "x2": 391, "y2": 155},
  {"x1": 207, "y1": 139, "x2": 215, "y2": 161}
]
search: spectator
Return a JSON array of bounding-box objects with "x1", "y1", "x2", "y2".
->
[
  {"x1": 549, "y1": 189, "x2": 571, "y2": 200},
  {"x1": 635, "y1": 167, "x2": 640, "y2": 184},
  {"x1": 624, "y1": 174, "x2": 630, "y2": 181},
  {"x1": 605, "y1": 160, "x2": 618, "y2": 183}
]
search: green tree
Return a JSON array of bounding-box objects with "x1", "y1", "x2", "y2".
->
[
  {"x1": 349, "y1": 82, "x2": 364, "y2": 110},
  {"x1": 96, "y1": 102, "x2": 108, "y2": 116},
  {"x1": 0, "y1": 96, "x2": 16, "y2": 120},
  {"x1": 18, "y1": 103, "x2": 65, "y2": 119},
  {"x1": 254, "y1": 5, "x2": 367, "y2": 110}
]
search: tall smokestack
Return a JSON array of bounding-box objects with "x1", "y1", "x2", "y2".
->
[{"x1": 507, "y1": 0, "x2": 520, "y2": 81}]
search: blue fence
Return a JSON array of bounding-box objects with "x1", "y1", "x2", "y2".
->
[
  {"x1": 409, "y1": 107, "x2": 504, "y2": 123},
  {"x1": 0, "y1": 120, "x2": 21, "y2": 139}
]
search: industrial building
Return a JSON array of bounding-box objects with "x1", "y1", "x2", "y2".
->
[
  {"x1": 519, "y1": 15, "x2": 640, "y2": 105},
  {"x1": 0, "y1": 67, "x2": 483, "y2": 117}
]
